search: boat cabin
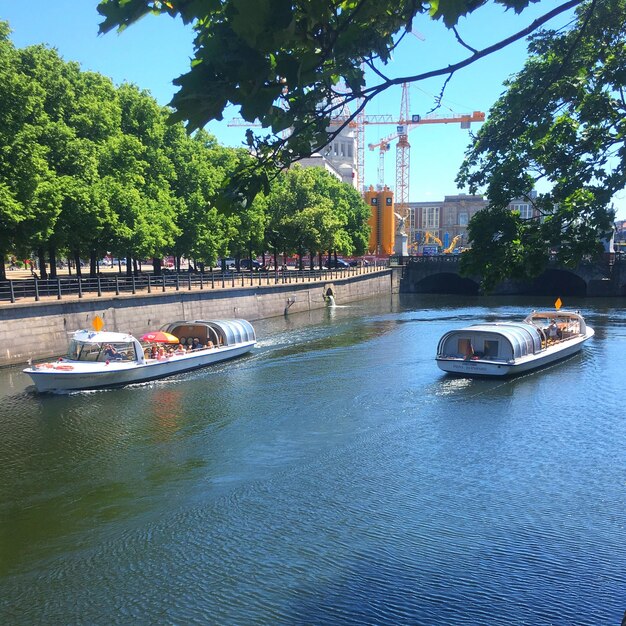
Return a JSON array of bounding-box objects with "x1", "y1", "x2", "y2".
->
[
  {"x1": 67, "y1": 331, "x2": 144, "y2": 362},
  {"x1": 437, "y1": 322, "x2": 543, "y2": 362},
  {"x1": 523, "y1": 311, "x2": 585, "y2": 340},
  {"x1": 161, "y1": 319, "x2": 256, "y2": 350}
]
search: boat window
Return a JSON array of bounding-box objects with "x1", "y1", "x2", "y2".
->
[
  {"x1": 484, "y1": 340, "x2": 499, "y2": 358},
  {"x1": 72, "y1": 342, "x2": 136, "y2": 362},
  {"x1": 458, "y1": 338, "x2": 473, "y2": 357}
]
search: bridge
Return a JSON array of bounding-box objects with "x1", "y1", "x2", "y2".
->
[{"x1": 399, "y1": 254, "x2": 626, "y2": 296}]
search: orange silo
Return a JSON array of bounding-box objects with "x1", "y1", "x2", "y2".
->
[
  {"x1": 379, "y1": 186, "x2": 395, "y2": 255},
  {"x1": 364, "y1": 186, "x2": 379, "y2": 253}
]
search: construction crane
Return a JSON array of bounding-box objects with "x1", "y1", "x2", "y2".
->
[
  {"x1": 424, "y1": 231, "x2": 443, "y2": 246},
  {"x1": 368, "y1": 135, "x2": 394, "y2": 187},
  {"x1": 365, "y1": 83, "x2": 485, "y2": 220},
  {"x1": 444, "y1": 235, "x2": 461, "y2": 254}
]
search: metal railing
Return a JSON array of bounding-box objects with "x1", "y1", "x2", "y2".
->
[{"x1": 0, "y1": 263, "x2": 387, "y2": 304}]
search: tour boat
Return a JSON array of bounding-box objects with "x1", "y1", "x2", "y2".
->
[
  {"x1": 23, "y1": 319, "x2": 256, "y2": 393},
  {"x1": 436, "y1": 310, "x2": 594, "y2": 377}
]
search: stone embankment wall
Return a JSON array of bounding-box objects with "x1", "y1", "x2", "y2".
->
[{"x1": 0, "y1": 271, "x2": 392, "y2": 366}]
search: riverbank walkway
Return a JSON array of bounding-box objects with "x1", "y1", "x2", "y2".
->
[{"x1": 0, "y1": 263, "x2": 388, "y2": 306}]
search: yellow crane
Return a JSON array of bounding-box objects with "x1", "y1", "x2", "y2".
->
[
  {"x1": 424, "y1": 231, "x2": 443, "y2": 246},
  {"x1": 444, "y1": 235, "x2": 461, "y2": 254}
]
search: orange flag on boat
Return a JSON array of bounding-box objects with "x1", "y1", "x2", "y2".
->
[
  {"x1": 92, "y1": 315, "x2": 104, "y2": 331},
  {"x1": 554, "y1": 298, "x2": 562, "y2": 310}
]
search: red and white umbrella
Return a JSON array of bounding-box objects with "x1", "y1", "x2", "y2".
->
[{"x1": 140, "y1": 331, "x2": 179, "y2": 344}]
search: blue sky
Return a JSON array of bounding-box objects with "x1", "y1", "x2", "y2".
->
[{"x1": 2, "y1": 1, "x2": 623, "y2": 218}]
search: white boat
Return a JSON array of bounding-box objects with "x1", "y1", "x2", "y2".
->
[
  {"x1": 436, "y1": 310, "x2": 594, "y2": 377},
  {"x1": 23, "y1": 319, "x2": 256, "y2": 393}
]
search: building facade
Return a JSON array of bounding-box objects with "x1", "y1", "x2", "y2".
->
[{"x1": 408, "y1": 194, "x2": 488, "y2": 252}]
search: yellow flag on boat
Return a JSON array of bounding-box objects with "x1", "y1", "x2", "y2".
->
[
  {"x1": 554, "y1": 298, "x2": 562, "y2": 310},
  {"x1": 92, "y1": 315, "x2": 104, "y2": 332}
]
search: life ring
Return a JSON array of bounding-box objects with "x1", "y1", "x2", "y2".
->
[{"x1": 54, "y1": 364, "x2": 75, "y2": 371}]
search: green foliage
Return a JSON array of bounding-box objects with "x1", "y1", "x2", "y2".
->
[
  {"x1": 0, "y1": 18, "x2": 370, "y2": 277},
  {"x1": 96, "y1": 0, "x2": 560, "y2": 205},
  {"x1": 457, "y1": 0, "x2": 623, "y2": 290},
  {"x1": 262, "y1": 165, "x2": 369, "y2": 259}
]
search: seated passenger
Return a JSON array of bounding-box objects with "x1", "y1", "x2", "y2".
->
[
  {"x1": 104, "y1": 344, "x2": 123, "y2": 360},
  {"x1": 548, "y1": 320, "x2": 559, "y2": 341},
  {"x1": 149, "y1": 345, "x2": 159, "y2": 359},
  {"x1": 174, "y1": 343, "x2": 186, "y2": 355},
  {"x1": 190, "y1": 337, "x2": 204, "y2": 351},
  {"x1": 157, "y1": 346, "x2": 168, "y2": 361}
]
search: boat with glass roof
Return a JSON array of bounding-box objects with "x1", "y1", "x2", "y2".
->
[
  {"x1": 23, "y1": 319, "x2": 256, "y2": 393},
  {"x1": 436, "y1": 310, "x2": 594, "y2": 377}
]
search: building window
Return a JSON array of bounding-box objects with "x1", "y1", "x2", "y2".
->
[
  {"x1": 423, "y1": 206, "x2": 440, "y2": 230},
  {"x1": 513, "y1": 203, "x2": 532, "y2": 220},
  {"x1": 459, "y1": 212, "x2": 468, "y2": 226}
]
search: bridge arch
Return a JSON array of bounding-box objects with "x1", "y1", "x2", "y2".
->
[
  {"x1": 529, "y1": 269, "x2": 587, "y2": 296},
  {"x1": 413, "y1": 272, "x2": 480, "y2": 295}
]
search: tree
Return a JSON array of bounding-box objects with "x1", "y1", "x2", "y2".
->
[
  {"x1": 97, "y1": 0, "x2": 585, "y2": 201},
  {"x1": 457, "y1": 0, "x2": 624, "y2": 291}
]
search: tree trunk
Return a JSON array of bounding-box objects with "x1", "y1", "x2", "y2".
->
[
  {"x1": 133, "y1": 258, "x2": 139, "y2": 276},
  {"x1": 152, "y1": 257, "x2": 162, "y2": 276},
  {"x1": 126, "y1": 255, "x2": 132, "y2": 277},
  {"x1": 67, "y1": 257, "x2": 72, "y2": 276},
  {"x1": 73, "y1": 250, "x2": 82, "y2": 277},
  {"x1": 0, "y1": 247, "x2": 6, "y2": 281},
  {"x1": 36, "y1": 247, "x2": 47, "y2": 279},
  {"x1": 48, "y1": 244, "x2": 57, "y2": 279},
  {"x1": 309, "y1": 250, "x2": 314, "y2": 271},
  {"x1": 273, "y1": 249, "x2": 278, "y2": 271},
  {"x1": 89, "y1": 250, "x2": 97, "y2": 277},
  {"x1": 318, "y1": 251, "x2": 323, "y2": 270}
]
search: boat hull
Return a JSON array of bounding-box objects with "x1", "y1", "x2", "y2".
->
[
  {"x1": 436, "y1": 330, "x2": 593, "y2": 377},
  {"x1": 24, "y1": 342, "x2": 255, "y2": 393}
]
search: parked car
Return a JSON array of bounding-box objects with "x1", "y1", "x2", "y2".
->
[
  {"x1": 240, "y1": 259, "x2": 262, "y2": 270},
  {"x1": 324, "y1": 258, "x2": 350, "y2": 269},
  {"x1": 218, "y1": 258, "x2": 237, "y2": 270}
]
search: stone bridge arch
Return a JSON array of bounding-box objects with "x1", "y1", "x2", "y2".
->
[
  {"x1": 411, "y1": 272, "x2": 480, "y2": 295},
  {"x1": 526, "y1": 268, "x2": 588, "y2": 296},
  {"x1": 401, "y1": 255, "x2": 619, "y2": 296}
]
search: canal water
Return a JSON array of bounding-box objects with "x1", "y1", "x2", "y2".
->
[{"x1": 0, "y1": 294, "x2": 624, "y2": 625}]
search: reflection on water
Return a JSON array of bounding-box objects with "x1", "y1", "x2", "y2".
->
[{"x1": 0, "y1": 294, "x2": 625, "y2": 625}]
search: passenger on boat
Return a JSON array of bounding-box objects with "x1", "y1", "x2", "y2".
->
[
  {"x1": 174, "y1": 344, "x2": 186, "y2": 355},
  {"x1": 104, "y1": 344, "x2": 123, "y2": 360},
  {"x1": 548, "y1": 320, "x2": 561, "y2": 341},
  {"x1": 191, "y1": 338, "x2": 204, "y2": 351},
  {"x1": 157, "y1": 346, "x2": 168, "y2": 361},
  {"x1": 149, "y1": 345, "x2": 158, "y2": 359}
]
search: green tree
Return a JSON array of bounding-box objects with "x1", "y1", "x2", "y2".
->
[
  {"x1": 0, "y1": 29, "x2": 65, "y2": 280},
  {"x1": 106, "y1": 85, "x2": 179, "y2": 275},
  {"x1": 263, "y1": 165, "x2": 366, "y2": 267},
  {"x1": 457, "y1": 0, "x2": 624, "y2": 290},
  {"x1": 97, "y1": 0, "x2": 584, "y2": 201}
]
